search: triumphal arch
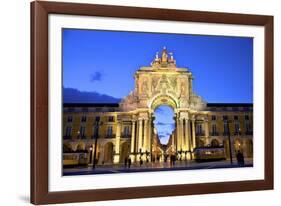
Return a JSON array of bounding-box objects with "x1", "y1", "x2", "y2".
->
[
  {"x1": 63, "y1": 47, "x2": 253, "y2": 166},
  {"x1": 117, "y1": 47, "x2": 207, "y2": 163}
]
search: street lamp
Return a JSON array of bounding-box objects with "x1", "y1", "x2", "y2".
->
[
  {"x1": 89, "y1": 146, "x2": 93, "y2": 165},
  {"x1": 227, "y1": 120, "x2": 233, "y2": 165}
]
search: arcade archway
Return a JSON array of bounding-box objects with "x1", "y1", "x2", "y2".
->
[
  {"x1": 120, "y1": 142, "x2": 130, "y2": 163},
  {"x1": 103, "y1": 142, "x2": 114, "y2": 164}
]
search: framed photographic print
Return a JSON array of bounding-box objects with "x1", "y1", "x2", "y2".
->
[{"x1": 31, "y1": 1, "x2": 274, "y2": 204}]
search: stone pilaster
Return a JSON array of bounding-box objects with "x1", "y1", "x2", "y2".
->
[
  {"x1": 204, "y1": 118, "x2": 210, "y2": 145},
  {"x1": 191, "y1": 118, "x2": 196, "y2": 150},
  {"x1": 138, "y1": 118, "x2": 143, "y2": 152},
  {"x1": 113, "y1": 121, "x2": 121, "y2": 163},
  {"x1": 179, "y1": 118, "x2": 184, "y2": 151},
  {"x1": 130, "y1": 120, "x2": 136, "y2": 162},
  {"x1": 147, "y1": 119, "x2": 151, "y2": 155},
  {"x1": 176, "y1": 117, "x2": 181, "y2": 151},
  {"x1": 143, "y1": 119, "x2": 148, "y2": 152},
  {"x1": 185, "y1": 118, "x2": 190, "y2": 151}
]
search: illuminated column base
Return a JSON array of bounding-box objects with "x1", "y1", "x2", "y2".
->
[
  {"x1": 130, "y1": 154, "x2": 136, "y2": 163},
  {"x1": 191, "y1": 152, "x2": 195, "y2": 159},
  {"x1": 184, "y1": 153, "x2": 192, "y2": 160},
  {"x1": 136, "y1": 154, "x2": 147, "y2": 162},
  {"x1": 113, "y1": 154, "x2": 120, "y2": 163}
]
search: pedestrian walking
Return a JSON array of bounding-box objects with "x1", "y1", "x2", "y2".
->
[
  {"x1": 240, "y1": 152, "x2": 245, "y2": 166},
  {"x1": 124, "y1": 157, "x2": 128, "y2": 168},
  {"x1": 128, "y1": 156, "x2": 131, "y2": 169},
  {"x1": 236, "y1": 150, "x2": 244, "y2": 167},
  {"x1": 140, "y1": 159, "x2": 143, "y2": 166}
]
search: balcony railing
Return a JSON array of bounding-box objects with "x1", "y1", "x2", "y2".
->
[
  {"x1": 105, "y1": 135, "x2": 115, "y2": 139},
  {"x1": 91, "y1": 135, "x2": 101, "y2": 139},
  {"x1": 210, "y1": 132, "x2": 219, "y2": 136},
  {"x1": 223, "y1": 132, "x2": 230, "y2": 136},
  {"x1": 196, "y1": 132, "x2": 205, "y2": 136},
  {"x1": 63, "y1": 135, "x2": 72, "y2": 140},
  {"x1": 234, "y1": 131, "x2": 242, "y2": 136},
  {"x1": 121, "y1": 134, "x2": 132, "y2": 138},
  {"x1": 245, "y1": 131, "x2": 253, "y2": 135}
]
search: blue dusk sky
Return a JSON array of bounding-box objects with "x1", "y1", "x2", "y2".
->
[{"x1": 63, "y1": 29, "x2": 253, "y2": 144}]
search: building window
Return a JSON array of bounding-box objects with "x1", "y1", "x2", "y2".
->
[
  {"x1": 92, "y1": 125, "x2": 95, "y2": 138},
  {"x1": 106, "y1": 126, "x2": 113, "y2": 137},
  {"x1": 65, "y1": 126, "x2": 72, "y2": 137},
  {"x1": 222, "y1": 115, "x2": 228, "y2": 121},
  {"x1": 79, "y1": 126, "x2": 86, "y2": 138},
  {"x1": 245, "y1": 115, "x2": 249, "y2": 120},
  {"x1": 67, "y1": 116, "x2": 73, "y2": 122},
  {"x1": 95, "y1": 116, "x2": 100, "y2": 122},
  {"x1": 245, "y1": 122, "x2": 252, "y2": 135},
  {"x1": 108, "y1": 116, "x2": 114, "y2": 122},
  {"x1": 123, "y1": 126, "x2": 130, "y2": 137},
  {"x1": 223, "y1": 122, "x2": 229, "y2": 135},
  {"x1": 81, "y1": 115, "x2": 87, "y2": 122},
  {"x1": 234, "y1": 115, "x2": 239, "y2": 120},
  {"x1": 211, "y1": 115, "x2": 216, "y2": 121},
  {"x1": 196, "y1": 124, "x2": 204, "y2": 136},
  {"x1": 211, "y1": 124, "x2": 218, "y2": 136},
  {"x1": 234, "y1": 123, "x2": 240, "y2": 135}
]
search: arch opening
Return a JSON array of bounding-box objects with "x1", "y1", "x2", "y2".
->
[
  {"x1": 153, "y1": 105, "x2": 175, "y2": 145},
  {"x1": 120, "y1": 142, "x2": 130, "y2": 163},
  {"x1": 103, "y1": 142, "x2": 114, "y2": 164},
  {"x1": 150, "y1": 94, "x2": 178, "y2": 112}
]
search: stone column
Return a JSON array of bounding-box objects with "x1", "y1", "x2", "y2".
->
[
  {"x1": 171, "y1": 133, "x2": 174, "y2": 153},
  {"x1": 180, "y1": 118, "x2": 185, "y2": 160},
  {"x1": 113, "y1": 121, "x2": 121, "y2": 163},
  {"x1": 185, "y1": 119, "x2": 190, "y2": 151},
  {"x1": 176, "y1": 117, "x2": 181, "y2": 151},
  {"x1": 138, "y1": 119, "x2": 143, "y2": 153},
  {"x1": 143, "y1": 119, "x2": 148, "y2": 152},
  {"x1": 179, "y1": 118, "x2": 184, "y2": 151},
  {"x1": 191, "y1": 118, "x2": 196, "y2": 150},
  {"x1": 204, "y1": 118, "x2": 210, "y2": 146},
  {"x1": 130, "y1": 120, "x2": 136, "y2": 162},
  {"x1": 147, "y1": 119, "x2": 151, "y2": 157}
]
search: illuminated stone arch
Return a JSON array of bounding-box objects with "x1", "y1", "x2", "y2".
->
[
  {"x1": 197, "y1": 139, "x2": 205, "y2": 148},
  {"x1": 149, "y1": 94, "x2": 179, "y2": 111},
  {"x1": 245, "y1": 139, "x2": 253, "y2": 157},
  {"x1": 103, "y1": 142, "x2": 114, "y2": 164},
  {"x1": 63, "y1": 142, "x2": 73, "y2": 152},
  {"x1": 76, "y1": 141, "x2": 86, "y2": 151},
  {"x1": 211, "y1": 139, "x2": 220, "y2": 147},
  {"x1": 120, "y1": 141, "x2": 130, "y2": 163}
]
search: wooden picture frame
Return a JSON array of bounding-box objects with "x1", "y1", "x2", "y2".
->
[{"x1": 31, "y1": 1, "x2": 274, "y2": 204}]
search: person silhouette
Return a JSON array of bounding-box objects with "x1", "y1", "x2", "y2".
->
[
  {"x1": 124, "y1": 157, "x2": 128, "y2": 168},
  {"x1": 128, "y1": 156, "x2": 131, "y2": 169}
]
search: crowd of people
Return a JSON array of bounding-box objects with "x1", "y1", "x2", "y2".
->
[{"x1": 122, "y1": 150, "x2": 245, "y2": 169}]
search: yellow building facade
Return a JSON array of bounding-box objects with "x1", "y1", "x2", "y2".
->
[{"x1": 63, "y1": 48, "x2": 253, "y2": 166}]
